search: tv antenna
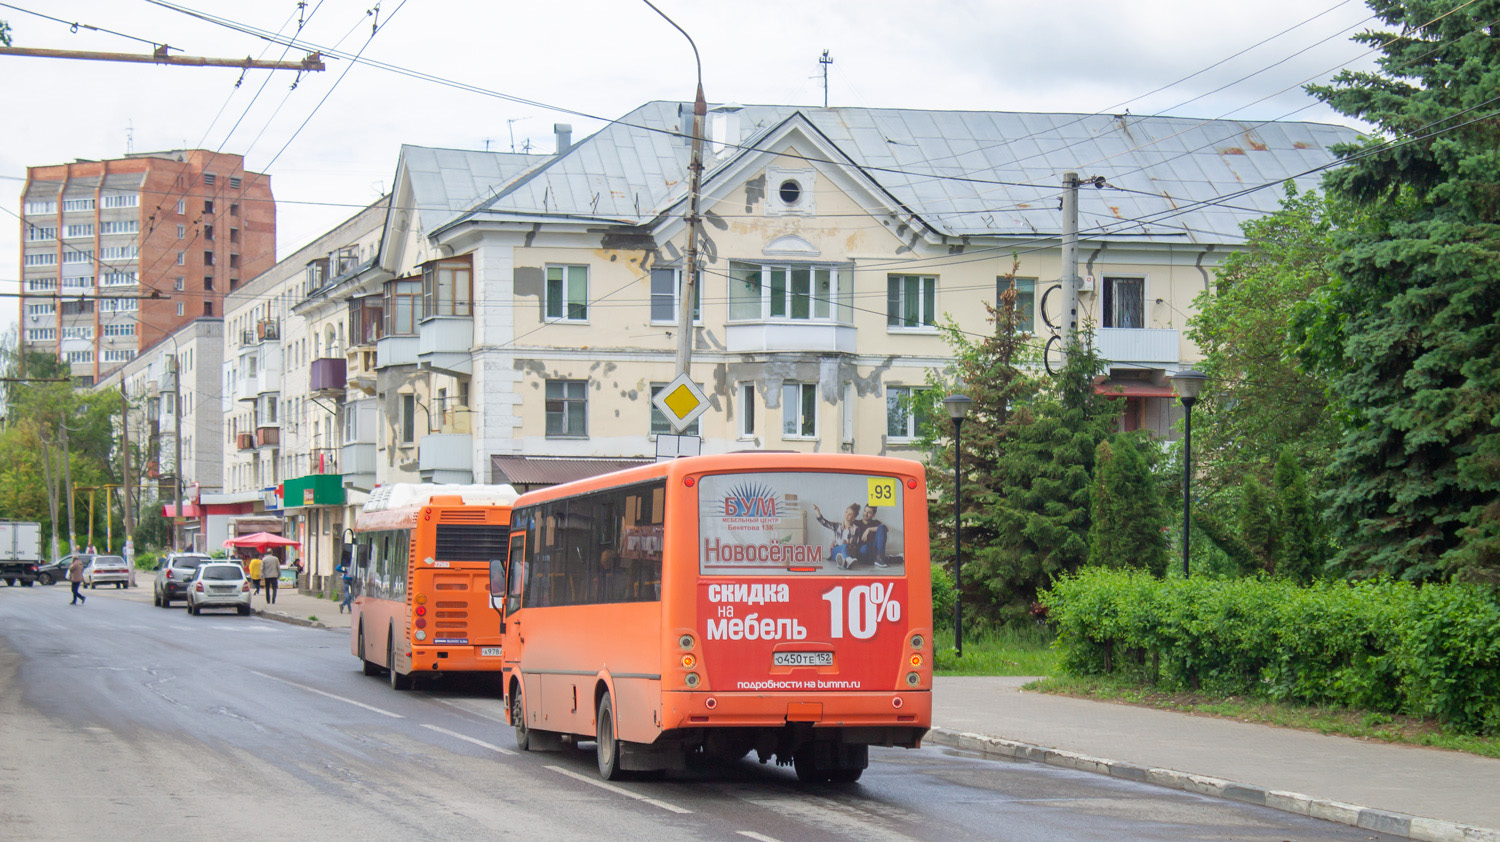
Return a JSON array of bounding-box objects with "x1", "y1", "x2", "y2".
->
[{"x1": 819, "y1": 50, "x2": 834, "y2": 107}]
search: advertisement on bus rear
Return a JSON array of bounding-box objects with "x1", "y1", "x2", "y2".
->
[
  {"x1": 698, "y1": 472, "x2": 905, "y2": 576},
  {"x1": 697, "y1": 472, "x2": 910, "y2": 690}
]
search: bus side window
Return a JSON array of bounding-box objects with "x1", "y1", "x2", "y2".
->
[{"x1": 505, "y1": 532, "x2": 526, "y2": 614}]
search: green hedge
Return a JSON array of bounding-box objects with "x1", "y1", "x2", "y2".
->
[{"x1": 1041, "y1": 569, "x2": 1500, "y2": 735}]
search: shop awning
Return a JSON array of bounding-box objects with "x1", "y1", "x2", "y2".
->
[
  {"x1": 490, "y1": 455, "x2": 653, "y2": 488},
  {"x1": 162, "y1": 502, "x2": 205, "y2": 518}
]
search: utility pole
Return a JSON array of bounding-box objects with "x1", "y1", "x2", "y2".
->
[
  {"x1": 61, "y1": 420, "x2": 76, "y2": 555},
  {"x1": 169, "y1": 355, "x2": 184, "y2": 553},
  {"x1": 121, "y1": 384, "x2": 135, "y2": 564},
  {"x1": 676, "y1": 83, "x2": 707, "y2": 377},
  {"x1": 819, "y1": 50, "x2": 834, "y2": 108},
  {"x1": 0, "y1": 46, "x2": 325, "y2": 72},
  {"x1": 1060, "y1": 172, "x2": 1081, "y2": 360}
]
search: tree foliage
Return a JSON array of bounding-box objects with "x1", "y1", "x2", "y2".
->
[
  {"x1": 1087, "y1": 436, "x2": 1169, "y2": 575},
  {"x1": 1301, "y1": 0, "x2": 1500, "y2": 584}
]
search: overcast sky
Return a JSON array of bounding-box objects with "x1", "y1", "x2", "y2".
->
[{"x1": 0, "y1": 0, "x2": 1383, "y2": 340}]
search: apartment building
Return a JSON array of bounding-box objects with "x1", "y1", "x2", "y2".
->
[{"x1": 19, "y1": 150, "x2": 275, "y2": 383}]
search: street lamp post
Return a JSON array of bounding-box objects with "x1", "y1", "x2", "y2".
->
[
  {"x1": 1171, "y1": 369, "x2": 1208, "y2": 578},
  {"x1": 943, "y1": 393, "x2": 972, "y2": 657}
]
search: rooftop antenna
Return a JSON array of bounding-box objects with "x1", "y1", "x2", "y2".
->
[
  {"x1": 126, "y1": 119, "x2": 134, "y2": 155},
  {"x1": 482, "y1": 138, "x2": 494, "y2": 151},
  {"x1": 819, "y1": 49, "x2": 834, "y2": 108},
  {"x1": 506, "y1": 117, "x2": 526, "y2": 153}
]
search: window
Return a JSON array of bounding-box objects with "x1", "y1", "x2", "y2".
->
[
  {"x1": 516, "y1": 479, "x2": 666, "y2": 608},
  {"x1": 102, "y1": 194, "x2": 138, "y2": 209},
  {"x1": 203, "y1": 173, "x2": 216, "y2": 186},
  {"x1": 382, "y1": 278, "x2": 421, "y2": 335},
  {"x1": 26, "y1": 329, "x2": 56, "y2": 342},
  {"x1": 545, "y1": 380, "x2": 587, "y2": 437},
  {"x1": 203, "y1": 200, "x2": 214, "y2": 214},
  {"x1": 203, "y1": 225, "x2": 214, "y2": 241},
  {"x1": 203, "y1": 251, "x2": 214, "y2": 266},
  {"x1": 176, "y1": 302, "x2": 184, "y2": 317},
  {"x1": 1103, "y1": 276, "x2": 1145, "y2": 329},
  {"x1": 26, "y1": 226, "x2": 56, "y2": 242},
  {"x1": 422, "y1": 257, "x2": 473, "y2": 317},
  {"x1": 738, "y1": 382, "x2": 756, "y2": 438},
  {"x1": 24, "y1": 253, "x2": 56, "y2": 266},
  {"x1": 102, "y1": 349, "x2": 136, "y2": 363},
  {"x1": 228, "y1": 253, "x2": 239, "y2": 270},
  {"x1": 729, "y1": 261, "x2": 848, "y2": 321},
  {"x1": 26, "y1": 302, "x2": 57, "y2": 317},
  {"x1": 886, "y1": 386, "x2": 932, "y2": 440},
  {"x1": 204, "y1": 276, "x2": 214, "y2": 291},
  {"x1": 103, "y1": 272, "x2": 136, "y2": 286},
  {"x1": 544, "y1": 265, "x2": 589, "y2": 321},
  {"x1": 782, "y1": 382, "x2": 818, "y2": 438},
  {"x1": 101, "y1": 246, "x2": 138, "y2": 260},
  {"x1": 65, "y1": 224, "x2": 93, "y2": 238},
  {"x1": 100, "y1": 220, "x2": 138, "y2": 235},
  {"x1": 229, "y1": 227, "x2": 240, "y2": 244},
  {"x1": 887, "y1": 274, "x2": 937, "y2": 329},
  {"x1": 174, "y1": 277, "x2": 184, "y2": 291},
  {"x1": 229, "y1": 176, "x2": 242, "y2": 190},
  {"x1": 26, "y1": 278, "x2": 57, "y2": 292},
  {"x1": 230, "y1": 202, "x2": 239, "y2": 217},
  {"x1": 102, "y1": 323, "x2": 136, "y2": 337},
  {"x1": 62, "y1": 250, "x2": 92, "y2": 265},
  {"x1": 177, "y1": 251, "x2": 186, "y2": 266},
  {"x1": 1010, "y1": 278, "x2": 1036, "y2": 332},
  {"x1": 24, "y1": 200, "x2": 57, "y2": 214},
  {"x1": 399, "y1": 394, "x2": 416, "y2": 443},
  {"x1": 204, "y1": 302, "x2": 214, "y2": 317},
  {"x1": 61, "y1": 275, "x2": 92, "y2": 290},
  {"x1": 649, "y1": 267, "x2": 701, "y2": 323},
  {"x1": 62, "y1": 326, "x2": 93, "y2": 340},
  {"x1": 176, "y1": 200, "x2": 185, "y2": 215},
  {"x1": 649, "y1": 382, "x2": 700, "y2": 436},
  {"x1": 65, "y1": 350, "x2": 94, "y2": 363},
  {"x1": 62, "y1": 198, "x2": 95, "y2": 212}
]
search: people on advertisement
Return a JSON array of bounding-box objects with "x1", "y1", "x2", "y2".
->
[
  {"x1": 854, "y1": 505, "x2": 890, "y2": 568},
  {"x1": 812, "y1": 503, "x2": 862, "y2": 569}
]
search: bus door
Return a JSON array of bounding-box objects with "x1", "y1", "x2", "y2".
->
[{"x1": 501, "y1": 531, "x2": 526, "y2": 704}]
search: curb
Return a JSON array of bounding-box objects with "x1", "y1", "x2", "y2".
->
[
  {"x1": 252, "y1": 607, "x2": 332, "y2": 630},
  {"x1": 927, "y1": 727, "x2": 1499, "y2": 842}
]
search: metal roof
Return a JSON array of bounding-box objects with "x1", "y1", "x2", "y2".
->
[
  {"x1": 399, "y1": 145, "x2": 551, "y2": 220},
  {"x1": 490, "y1": 455, "x2": 654, "y2": 487},
  {"x1": 453, "y1": 102, "x2": 1361, "y2": 245}
]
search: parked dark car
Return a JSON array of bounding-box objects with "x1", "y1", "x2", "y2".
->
[
  {"x1": 153, "y1": 553, "x2": 212, "y2": 608},
  {"x1": 34, "y1": 557, "x2": 70, "y2": 586}
]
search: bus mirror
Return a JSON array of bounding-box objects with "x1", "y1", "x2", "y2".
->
[
  {"x1": 356, "y1": 544, "x2": 371, "y2": 570},
  {"x1": 339, "y1": 543, "x2": 353, "y2": 570}
]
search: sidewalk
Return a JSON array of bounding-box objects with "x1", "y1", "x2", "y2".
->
[
  {"x1": 247, "y1": 584, "x2": 350, "y2": 631},
  {"x1": 931, "y1": 676, "x2": 1500, "y2": 841}
]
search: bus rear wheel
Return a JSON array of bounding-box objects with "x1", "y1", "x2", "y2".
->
[{"x1": 596, "y1": 694, "x2": 622, "y2": 781}]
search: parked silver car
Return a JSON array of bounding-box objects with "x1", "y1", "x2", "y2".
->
[
  {"x1": 184, "y1": 563, "x2": 252, "y2": 616},
  {"x1": 82, "y1": 555, "x2": 131, "y2": 589},
  {"x1": 153, "y1": 553, "x2": 212, "y2": 608}
]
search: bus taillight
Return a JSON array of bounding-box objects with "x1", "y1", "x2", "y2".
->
[
  {"x1": 678, "y1": 634, "x2": 695, "y2": 650},
  {"x1": 909, "y1": 654, "x2": 923, "y2": 667},
  {"x1": 681, "y1": 654, "x2": 696, "y2": 669}
]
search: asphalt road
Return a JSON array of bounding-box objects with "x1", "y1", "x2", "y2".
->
[{"x1": 0, "y1": 585, "x2": 1403, "y2": 842}]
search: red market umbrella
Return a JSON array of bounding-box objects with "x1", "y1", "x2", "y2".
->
[{"x1": 223, "y1": 532, "x2": 301, "y2": 552}]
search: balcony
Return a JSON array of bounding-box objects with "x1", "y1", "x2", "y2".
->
[
  {"x1": 376, "y1": 334, "x2": 419, "y2": 369},
  {"x1": 341, "y1": 442, "x2": 376, "y2": 490},
  {"x1": 308, "y1": 447, "x2": 339, "y2": 475},
  {"x1": 257, "y1": 365, "x2": 281, "y2": 395},
  {"x1": 1095, "y1": 328, "x2": 1181, "y2": 366},
  {"x1": 346, "y1": 347, "x2": 376, "y2": 395},
  {"x1": 418, "y1": 433, "x2": 473, "y2": 484},
  {"x1": 725, "y1": 321, "x2": 856, "y2": 354},
  {"x1": 417, "y1": 315, "x2": 473, "y2": 376},
  {"x1": 236, "y1": 433, "x2": 254, "y2": 451},
  {"x1": 257, "y1": 320, "x2": 279, "y2": 341},
  {"x1": 255, "y1": 426, "x2": 279, "y2": 449},
  {"x1": 235, "y1": 372, "x2": 259, "y2": 403},
  {"x1": 241, "y1": 329, "x2": 256, "y2": 346},
  {"x1": 310, "y1": 357, "x2": 346, "y2": 393}
]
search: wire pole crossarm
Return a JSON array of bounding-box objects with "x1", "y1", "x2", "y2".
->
[{"x1": 0, "y1": 46, "x2": 325, "y2": 71}]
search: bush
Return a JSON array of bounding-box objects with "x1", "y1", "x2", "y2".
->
[
  {"x1": 931, "y1": 564, "x2": 957, "y2": 632},
  {"x1": 1041, "y1": 568, "x2": 1500, "y2": 735},
  {"x1": 133, "y1": 550, "x2": 157, "y2": 571}
]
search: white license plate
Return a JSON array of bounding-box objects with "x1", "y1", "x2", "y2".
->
[
  {"x1": 773, "y1": 651, "x2": 833, "y2": 667},
  {"x1": 480, "y1": 647, "x2": 503, "y2": 657}
]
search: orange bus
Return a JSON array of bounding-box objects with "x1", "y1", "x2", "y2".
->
[
  {"x1": 349, "y1": 483, "x2": 517, "y2": 690},
  {"x1": 497, "y1": 452, "x2": 932, "y2": 782}
]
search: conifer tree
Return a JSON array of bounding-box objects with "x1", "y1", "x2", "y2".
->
[
  {"x1": 1273, "y1": 449, "x2": 1325, "y2": 583},
  {"x1": 1087, "y1": 435, "x2": 1169, "y2": 575},
  {"x1": 1237, "y1": 476, "x2": 1277, "y2": 573},
  {"x1": 1302, "y1": 0, "x2": 1500, "y2": 582}
]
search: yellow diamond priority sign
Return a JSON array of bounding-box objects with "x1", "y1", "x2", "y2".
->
[{"x1": 652, "y1": 372, "x2": 710, "y2": 433}]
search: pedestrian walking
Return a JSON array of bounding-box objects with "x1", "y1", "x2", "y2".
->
[
  {"x1": 248, "y1": 553, "x2": 262, "y2": 595},
  {"x1": 67, "y1": 555, "x2": 85, "y2": 605},
  {"x1": 338, "y1": 558, "x2": 356, "y2": 614},
  {"x1": 261, "y1": 551, "x2": 280, "y2": 604}
]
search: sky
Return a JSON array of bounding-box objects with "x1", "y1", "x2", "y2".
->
[{"x1": 0, "y1": 0, "x2": 1385, "y2": 340}]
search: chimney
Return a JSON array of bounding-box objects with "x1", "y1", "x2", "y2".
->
[
  {"x1": 710, "y1": 103, "x2": 744, "y2": 157},
  {"x1": 554, "y1": 123, "x2": 573, "y2": 154}
]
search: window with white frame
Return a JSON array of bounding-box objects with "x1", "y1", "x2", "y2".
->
[
  {"x1": 999, "y1": 276, "x2": 1037, "y2": 333},
  {"x1": 61, "y1": 326, "x2": 93, "y2": 340},
  {"x1": 399, "y1": 394, "x2": 416, "y2": 443},
  {"x1": 544, "y1": 264, "x2": 589, "y2": 321},
  {"x1": 649, "y1": 382, "x2": 700, "y2": 436},
  {"x1": 782, "y1": 382, "x2": 818, "y2": 438},
  {"x1": 62, "y1": 276, "x2": 93, "y2": 289},
  {"x1": 176, "y1": 200, "x2": 185, "y2": 214},
  {"x1": 102, "y1": 350, "x2": 136, "y2": 363},
  {"x1": 62, "y1": 250, "x2": 92, "y2": 265},
  {"x1": 26, "y1": 227, "x2": 56, "y2": 242},
  {"x1": 65, "y1": 350, "x2": 94, "y2": 363},
  {"x1": 65, "y1": 224, "x2": 93, "y2": 238},
  {"x1": 100, "y1": 220, "x2": 138, "y2": 235},
  {"x1": 174, "y1": 277, "x2": 184, "y2": 291},
  {"x1": 649, "y1": 267, "x2": 701, "y2": 323},
  {"x1": 62, "y1": 198, "x2": 95, "y2": 212},
  {"x1": 176, "y1": 251, "x2": 185, "y2": 266},
  {"x1": 26, "y1": 329, "x2": 56, "y2": 342},
  {"x1": 729, "y1": 261, "x2": 849, "y2": 321},
  {"x1": 24, "y1": 200, "x2": 57, "y2": 215},
  {"x1": 101, "y1": 245, "x2": 138, "y2": 260},
  {"x1": 26, "y1": 277, "x2": 56, "y2": 292},
  {"x1": 102, "y1": 194, "x2": 138, "y2": 209},
  {"x1": 102, "y1": 323, "x2": 136, "y2": 337},
  {"x1": 887, "y1": 274, "x2": 937, "y2": 329},
  {"x1": 26, "y1": 303, "x2": 56, "y2": 317},
  {"x1": 1102, "y1": 276, "x2": 1146, "y2": 329},
  {"x1": 25, "y1": 253, "x2": 56, "y2": 267},
  {"x1": 738, "y1": 382, "x2": 756, "y2": 438},
  {"x1": 545, "y1": 379, "x2": 587, "y2": 437},
  {"x1": 177, "y1": 224, "x2": 186, "y2": 239},
  {"x1": 103, "y1": 272, "x2": 137, "y2": 286},
  {"x1": 176, "y1": 302, "x2": 184, "y2": 317},
  {"x1": 886, "y1": 386, "x2": 932, "y2": 441}
]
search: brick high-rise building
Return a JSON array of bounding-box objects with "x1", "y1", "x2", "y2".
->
[{"x1": 18, "y1": 150, "x2": 275, "y2": 383}]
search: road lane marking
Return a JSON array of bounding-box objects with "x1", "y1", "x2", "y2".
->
[
  {"x1": 421, "y1": 723, "x2": 516, "y2": 755},
  {"x1": 246, "y1": 670, "x2": 404, "y2": 718},
  {"x1": 545, "y1": 765, "x2": 693, "y2": 814},
  {"x1": 737, "y1": 833, "x2": 782, "y2": 842}
]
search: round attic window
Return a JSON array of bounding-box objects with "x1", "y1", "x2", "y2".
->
[{"x1": 778, "y1": 179, "x2": 803, "y2": 206}]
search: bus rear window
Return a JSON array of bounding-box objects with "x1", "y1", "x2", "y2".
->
[
  {"x1": 698, "y1": 471, "x2": 906, "y2": 576},
  {"x1": 435, "y1": 525, "x2": 510, "y2": 563}
]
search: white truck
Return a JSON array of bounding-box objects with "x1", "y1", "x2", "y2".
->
[{"x1": 0, "y1": 521, "x2": 44, "y2": 587}]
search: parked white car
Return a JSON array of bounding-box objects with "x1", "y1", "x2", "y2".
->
[
  {"x1": 82, "y1": 555, "x2": 131, "y2": 589},
  {"x1": 184, "y1": 563, "x2": 253, "y2": 616}
]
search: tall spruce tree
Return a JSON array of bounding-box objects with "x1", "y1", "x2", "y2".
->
[
  {"x1": 1273, "y1": 449, "x2": 1325, "y2": 583},
  {"x1": 1087, "y1": 436, "x2": 1169, "y2": 575},
  {"x1": 1302, "y1": 0, "x2": 1500, "y2": 583}
]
